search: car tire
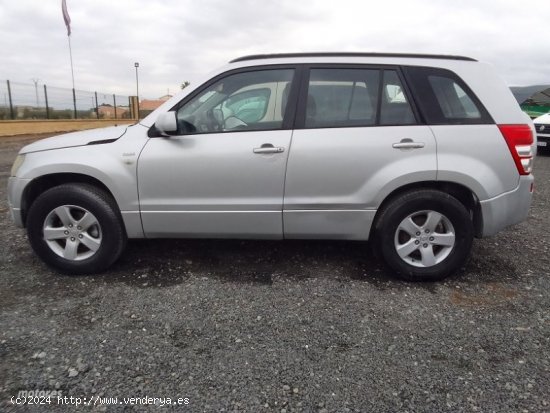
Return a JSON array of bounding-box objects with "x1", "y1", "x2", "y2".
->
[
  {"x1": 26, "y1": 184, "x2": 126, "y2": 274},
  {"x1": 373, "y1": 189, "x2": 473, "y2": 281}
]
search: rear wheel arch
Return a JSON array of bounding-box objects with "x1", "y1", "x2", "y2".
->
[{"x1": 371, "y1": 181, "x2": 483, "y2": 240}]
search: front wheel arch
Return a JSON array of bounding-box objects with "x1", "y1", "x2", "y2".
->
[{"x1": 21, "y1": 173, "x2": 119, "y2": 227}]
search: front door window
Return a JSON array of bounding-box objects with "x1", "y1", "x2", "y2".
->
[{"x1": 176, "y1": 69, "x2": 295, "y2": 134}]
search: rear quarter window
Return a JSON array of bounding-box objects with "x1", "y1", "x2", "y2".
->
[{"x1": 403, "y1": 66, "x2": 493, "y2": 125}]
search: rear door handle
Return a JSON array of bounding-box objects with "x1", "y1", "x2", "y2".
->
[
  {"x1": 392, "y1": 139, "x2": 425, "y2": 149},
  {"x1": 253, "y1": 143, "x2": 285, "y2": 154}
]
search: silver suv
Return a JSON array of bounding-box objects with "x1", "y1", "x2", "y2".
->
[{"x1": 8, "y1": 53, "x2": 535, "y2": 281}]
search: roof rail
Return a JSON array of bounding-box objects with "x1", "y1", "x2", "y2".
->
[{"x1": 230, "y1": 52, "x2": 477, "y2": 63}]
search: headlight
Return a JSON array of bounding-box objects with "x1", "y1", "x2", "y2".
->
[{"x1": 10, "y1": 154, "x2": 25, "y2": 177}]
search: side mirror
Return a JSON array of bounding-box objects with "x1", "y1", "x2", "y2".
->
[{"x1": 155, "y1": 112, "x2": 178, "y2": 136}]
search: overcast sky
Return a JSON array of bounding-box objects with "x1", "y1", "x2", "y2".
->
[{"x1": 1, "y1": 0, "x2": 549, "y2": 99}]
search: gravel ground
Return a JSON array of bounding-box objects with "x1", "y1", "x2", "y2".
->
[{"x1": 0, "y1": 134, "x2": 549, "y2": 413}]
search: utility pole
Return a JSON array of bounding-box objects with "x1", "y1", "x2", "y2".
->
[
  {"x1": 31, "y1": 78, "x2": 40, "y2": 107},
  {"x1": 134, "y1": 62, "x2": 140, "y2": 119}
]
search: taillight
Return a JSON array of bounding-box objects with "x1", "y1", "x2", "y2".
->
[{"x1": 498, "y1": 124, "x2": 534, "y2": 175}]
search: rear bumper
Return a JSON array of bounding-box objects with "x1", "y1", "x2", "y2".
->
[{"x1": 480, "y1": 176, "x2": 533, "y2": 237}]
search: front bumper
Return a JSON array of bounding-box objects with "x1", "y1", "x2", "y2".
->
[
  {"x1": 479, "y1": 176, "x2": 533, "y2": 237},
  {"x1": 7, "y1": 176, "x2": 31, "y2": 228}
]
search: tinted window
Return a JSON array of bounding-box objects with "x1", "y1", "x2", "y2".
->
[
  {"x1": 428, "y1": 75, "x2": 481, "y2": 119},
  {"x1": 176, "y1": 69, "x2": 294, "y2": 134},
  {"x1": 305, "y1": 69, "x2": 379, "y2": 128},
  {"x1": 403, "y1": 66, "x2": 493, "y2": 125}
]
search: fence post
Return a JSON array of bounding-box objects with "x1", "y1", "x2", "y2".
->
[
  {"x1": 113, "y1": 94, "x2": 117, "y2": 119},
  {"x1": 72, "y1": 88, "x2": 77, "y2": 119},
  {"x1": 7, "y1": 80, "x2": 15, "y2": 120},
  {"x1": 44, "y1": 85, "x2": 50, "y2": 119},
  {"x1": 129, "y1": 96, "x2": 139, "y2": 120},
  {"x1": 95, "y1": 91, "x2": 99, "y2": 120}
]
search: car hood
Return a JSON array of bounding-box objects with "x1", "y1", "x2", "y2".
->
[
  {"x1": 533, "y1": 113, "x2": 550, "y2": 124},
  {"x1": 19, "y1": 125, "x2": 129, "y2": 154}
]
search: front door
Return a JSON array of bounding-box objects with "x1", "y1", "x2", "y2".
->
[{"x1": 138, "y1": 68, "x2": 296, "y2": 238}]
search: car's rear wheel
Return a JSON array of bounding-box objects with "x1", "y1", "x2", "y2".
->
[
  {"x1": 373, "y1": 189, "x2": 473, "y2": 281},
  {"x1": 26, "y1": 184, "x2": 126, "y2": 274}
]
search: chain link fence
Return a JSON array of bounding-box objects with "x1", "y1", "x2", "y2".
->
[{"x1": 0, "y1": 80, "x2": 134, "y2": 120}]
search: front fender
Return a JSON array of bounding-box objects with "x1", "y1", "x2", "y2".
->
[{"x1": 19, "y1": 145, "x2": 139, "y2": 212}]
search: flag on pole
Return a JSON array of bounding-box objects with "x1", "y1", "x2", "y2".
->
[{"x1": 62, "y1": 0, "x2": 71, "y2": 36}]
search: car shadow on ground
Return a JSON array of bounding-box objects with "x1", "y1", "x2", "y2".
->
[
  {"x1": 107, "y1": 238, "x2": 389, "y2": 286},
  {"x1": 95, "y1": 237, "x2": 521, "y2": 292}
]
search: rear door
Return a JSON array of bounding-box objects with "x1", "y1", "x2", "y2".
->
[{"x1": 283, "y1": 65, "x2": 437, "y2": 239}]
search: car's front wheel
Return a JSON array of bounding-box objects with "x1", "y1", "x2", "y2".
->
[
  {"x1": 373, "y1": 189, "x2": 474, "y2": 281},
  {"x1": 26, "y1": 184, "x2": 126, "y2": 274}
]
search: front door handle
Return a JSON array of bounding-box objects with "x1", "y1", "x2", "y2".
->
[
  {"x1": 392, "y1": 138, "x2": 425, "y2": 150},
  {"x1": 253, "y1": 143, "x2": 285, "y2": 154}
]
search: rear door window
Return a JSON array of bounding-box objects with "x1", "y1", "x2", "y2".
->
[
  {"x1": 302, "y1": 68, "x2": 417, "y2": 129},
  {"x1": 305, "y1": 68, "x2": 379, "y2": 128},
  {"x1": 380, "y1": 70, "x2": 416, "y2": 125}
]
